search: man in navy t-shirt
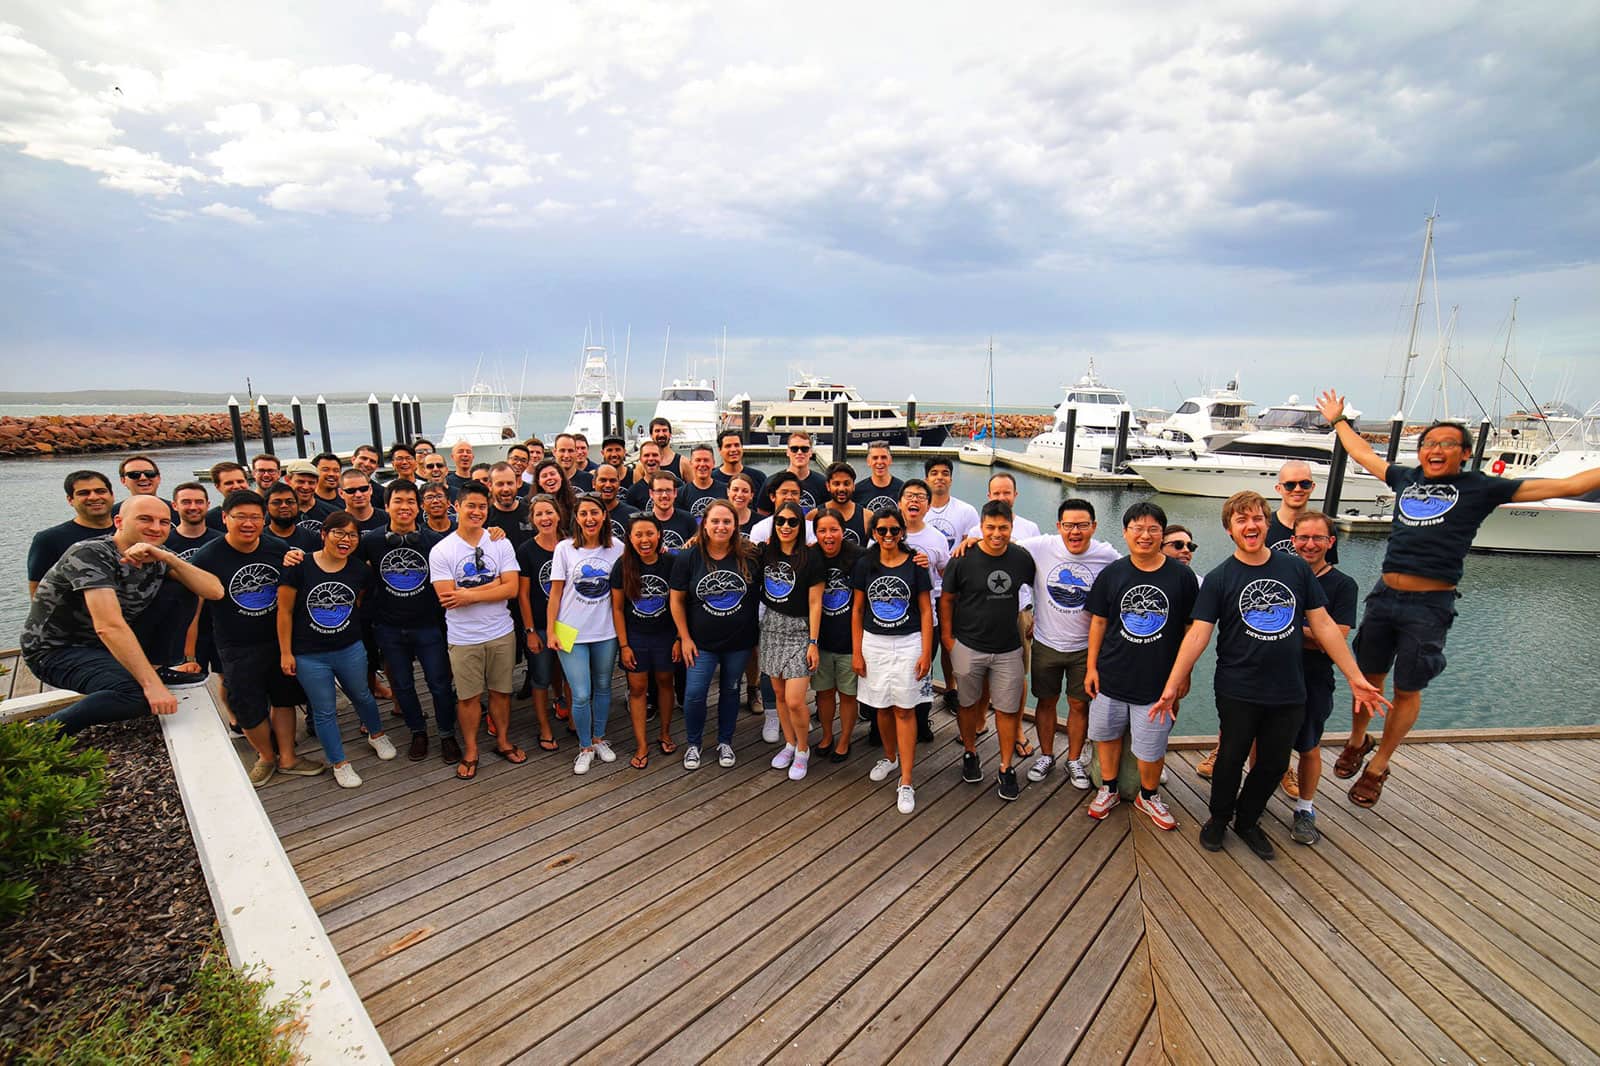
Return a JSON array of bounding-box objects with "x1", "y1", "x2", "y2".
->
[{"x1": 1317, "y1": 389, "x2": 1600, "y2": 809}]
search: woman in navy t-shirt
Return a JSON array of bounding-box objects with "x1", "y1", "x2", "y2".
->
[{"x1": 612, "y1": 513, "x2": 681, "y2": 768}]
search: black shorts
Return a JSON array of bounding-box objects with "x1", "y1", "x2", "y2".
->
[
  {"x1": 1352, "y1": 582, "x2": 1459, "y2": 693},
  {"x1": 216, "y1": 642, "x2": 306, "y2": 729},
  {"x1": 1294, "y1": 667, "x2": 1336, "y2": 753},
  {"x1": 624, "y1": 630, "x2": 677, "y2": 675}
]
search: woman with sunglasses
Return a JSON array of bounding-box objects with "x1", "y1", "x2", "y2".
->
[
  {"x1": 532, "y1": 458, "x2": 577, "y2": 534},
  {"x1": 812, "y1": 509, "x2": 864, "y2": 760},
  {"x1": 547, "y1": 496, "x2": 623, "y2": 774},
  {"x1": 671, "y1": 499, "x2": 761, "y2": 770},
  {"x1": 852, "y1": 504, "x2": 934, "y2": 814},
  {"x1": 514, "y1": 494, "x2": 565, "y2": 753},
  {"x1": 276, "y1": 510, "x2": 394, "y2": 788},
  {"x1": 612, "y1": 513, "x2": 680, "y2": 768},
  {"x1": 759, "y1": 501, "x2": 824, "y2": 779}
]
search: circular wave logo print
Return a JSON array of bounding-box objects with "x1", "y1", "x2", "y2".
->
[
  {"x1": 1239, "y1": 579, "x2": 1296, "y2": 635},
  {"x1": 864, "y1": 494, "x2": 896, "y2": 516},
  {"x1": 799, "y1": 490, "x2": 818, "y2": 511},
  {"x1": 662, "y1": 528, "x2": 687, "y2": 553},
  {"x1": 299, "y1": 518, "x2": 323, "y2": 535},
  {"x1": 928, "y1": 516, "x2": 957, "y2": 550},
  {"x1": 306, "y1": 581, "x2": 356, "y2": 630},
  {"x1": 538, "y1": 560, "x2": 553, "y2": 597},
  {"x1": 843, "y1": 527, "x2": 864, "y2": 545},
  {"x1": 634, "y1": 573, "x2": 669, "y2": 617},
  {"x1": 1397, "y1": 483, "x2": 1458, "y2": 521},
  {"x1": 867, "y1": 575, "x2": 912, "y2": 623},
  {"x1": 380, "y1": 547, "x2": 428, "y2": 592},
  {"x1": 1046, "y1": 561, "x2": 1093, "y2": 611},
  {"x1": 1269, "y1": 537, "x2": 1295, "y2": 554},
  {"x1": 1119, "y1": 584, "x2": 1169, "y2": 638},
  {"x1": 764, "y1": 561, "x2": 796, "y2": 600},
  {"x1": 610, "y1": 517, "x2": 628, "y2": 540},
  {"x1": 822, "y1": 569, "x2": 852, "y2": 614},
  {"x1": 458, "y1": 553, "x2": 495, "y2": 588},
  {"x1": 573, "y1": 561, "x2": 611, "y2": 601},
  {"x1": 696, "y1": 567, "x2": 748, "y2": 614},
  {"x1": 229, "y1": 563, "x2": 279, "y2": 613},
  {"x1": 691, "y1": 495, "x2": 716, "y2": 519}
]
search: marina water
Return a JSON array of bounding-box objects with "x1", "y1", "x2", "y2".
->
[{"x1": 3, "y1": 399, "x2": 1596, "y2": 738}]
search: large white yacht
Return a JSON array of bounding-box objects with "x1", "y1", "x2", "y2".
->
[
  {"x1": 739, "y1": 375, "x2": 950, "y2": 446},
  {"x1": 439, "y1": 382, "x2": 519, "y2": 462},
  {"x1": 563, "y1": 344, "x2": 621, "y2": 443},
  {"x1": 642, "y1": 378, "x2": 721, "y2": 450},
  {"x1": 1147, "y1": 380, "x2": 1256, "y2": 452},
  {"x1": 1023, "y1": 364, "x2": 1160, "y2": 473},
  {"x1": 1474, "y1": 449, "x2": 1600, "y2": 555}
]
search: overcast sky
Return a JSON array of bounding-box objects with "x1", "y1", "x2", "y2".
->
[{"x1": 2, "y1": 1, "x2": 1596, "y2": 417}]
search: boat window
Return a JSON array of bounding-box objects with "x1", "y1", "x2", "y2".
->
[
  {"x1": 661, "y1": 389, "x2": 714, "y2": 402},
  {"x1": 1258, "y1": 408, "x2": 1332, "y2": 431},
  {"x1": 1176, "y1": 402, "x2": 1200, "y2": 414},
  {"x1": 801, "y1": 390, "x2": 823, "y2": 401}
]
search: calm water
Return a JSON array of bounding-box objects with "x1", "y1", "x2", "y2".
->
[{"x1": 5, "y1": 401, "x2": 1597, "y2": 737}]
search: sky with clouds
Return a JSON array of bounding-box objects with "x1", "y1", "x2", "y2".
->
[{"x1": 2, "y1": 0, "x2": 1596, "y2": 417}]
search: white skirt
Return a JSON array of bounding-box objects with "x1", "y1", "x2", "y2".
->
[{"x1": 858, "y1": 631, "x2": 932, "y2": 709}]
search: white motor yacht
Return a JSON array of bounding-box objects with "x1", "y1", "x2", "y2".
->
[
  {"x1": 1147, "y1": 380, "x2": 1256, "y2": 452},
  {"x1": 1023, "y1": 364, "x2": 1160, "y2": 473},
  {"x1": 564, "y1": 344, "x2": 620, "y2": 443},
  {"x1": 740, "y1": 375, "x2": 951, "y2": 447},
  {"x1": 1473, "y1": 449, "x2": 1600, "y2": 555},
  {"x1": 642, "y1": 378, "x2": 720, "y2": 450},
  {"x1": 439, "y1": 382, "x2": 519, "y2": 462}
]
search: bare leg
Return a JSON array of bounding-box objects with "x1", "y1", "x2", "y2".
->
[
  {"x1": 877, "y1": 708, "x2": 898, "y2": 760},
  {"x1": 654, "y1": 672, "x2": 676, "y2": 746},
  {"x1": 457, "y1": 697, "x2": 483, "y2": 762},
  {"x1": 1298, "y1": 746, "x2": 1323, "y2": 802},
  {"x1": 531, "y1": 687, "x2": 553, "y2": 744},
  {"x1": 486, "y1": 691, "x2": 512, "y2": 745},
  {"x1": 996, "y1": 711, "x2": 1022, "y2": 772},
  {"x1": 242, "y1": 721, "x2": 275, "y2": 764},
  {"x1": 894, "y1": 706, "x2": 917, "y2": 785},
  {"x1": 1065, "y1": 695, "x2": 1088, "y2": 763},
  {"x1": 1348, "y1": 670, "x2": 1388, "y2": 748},
  {"x1": 1369, "y1": 689, "x2": 1421, "y2": 776},
  {"x1": 816, "y1": 689, "x2": 836, "y2": 749},
  {"x1": 1096, "y1": 736, "x2": 1123, "y2": 785},
  {"x1": 957, "y1": 703, "x2": 984, "y2": 752},
  {"x1": 1035, "y1": 695, "x2": 1058, "y2": 757},
  {"x1": 835, "y1": 693, "x2": 857, "y2": 754},
  {"x1": 627, "y1": 671, "x2": 649, "y2": 761},
  {"x1": 269, "y1": 706, "x2": 301, "y2": 768},
  {"x1": 1137, "y1": 757, "x2": 1164, "y2": 791}
]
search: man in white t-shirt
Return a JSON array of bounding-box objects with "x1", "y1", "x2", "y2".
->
[
  {"x1": 429, "y1": 481, "x2": 523, "y2": 779},
  {"x1": 899, "y1": 478, "x2": 950, "y2": 742},
  {"x1": 922, "y1": 456, "x2": 978, "y2": 712},
  {"x1": 1013, "y1": 498, "x2": 1121, "y2": 789}
]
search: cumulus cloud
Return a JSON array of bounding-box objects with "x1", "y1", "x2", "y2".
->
[{"x1": 198, "y1": 201, "x2": 262, "y2": 225}]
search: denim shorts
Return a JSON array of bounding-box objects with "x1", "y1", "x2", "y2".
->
[
  {"x1": 1294, "y1": 666, "x2": 1336, "y2": 753},
  {"x1": 624, "y1": 629, "x2": 678, "y2": 674},
  {"x1": 1353, "y1": 581, "x2": 1459, "y2": 692}
]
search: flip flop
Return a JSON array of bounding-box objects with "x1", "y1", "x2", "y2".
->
[
  {"x1": 538, "y1": 736, "x2": 559, "y2": 752},
  {"x1": 1014, "y1": 737, "x2": 1035, "y2": 759},
  {"x1": 455, "y1": 759, "x2": 478, "y2": 780},
  {"x1": 657, "y1": 737, "x2": 677, "y2": 755},
  {"x1": 492, "y1": 745, "x2": 528, "y2": 764},
  {"x1": 630, "y1": 752, "x2": 649, "y2": 769}
]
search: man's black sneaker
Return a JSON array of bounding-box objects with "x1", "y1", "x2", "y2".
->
[
  {"x1": 962, "y1": 751, "x2": 982, "y2": 783},
  {"x1": 157, "y1": 665, "x2": 210, "y2": 689},
  {"x1": 997, "y1": 768, "x2": 1020, "y2": 802},
  {"x1": 941, "y1": 689, "x2": 959, "y2": 715},
  {"x1": 915, "y1": 706, "x2": 935, "y2": 743},
  {"x1": 1233, "y1": 822, "x2": 1276, "y2": 860},
  {"x1": 1199, "y1": 819, "x2": 1226, "y2": 851}
]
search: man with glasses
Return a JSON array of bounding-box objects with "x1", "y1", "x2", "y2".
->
[
  {"x1": 649, "y1": 417, "x2": 682, "y2": 478},
  {"x1": 774, "y1": 431, "x2": 827, "y2": 514},
  {"x1": 429, "y1": 481, "x2": 523, "y2": 779},
  {"x1": 1267, "y1": 460, "x2": 1336, "y2": 563},
  {"x1": 29, "y1": 470, "x2": 115, "y2": 597},
  {"x1": 1161, "y1": 527, "x2": 1198, "y2": 569},
  {"x1": 251, "y1": 453, "x2": 282, "y2": 492},
  {"x1": 113, "y1": 455, "x2": 179, "y2": 522},
  {"x1": 421, "y1": 482, "x2": 457, "y2": 534},
  {"x1": 264, "y1": 482, "x2": 321, "y2": 551},
  {"x1": 1317, "y1": 390, "x2": 1600, "y2": 808},
  {"x1": 646, "y1": 472, "x2": 698, "y2": 554},
  {"x1": 420, "y1": 452, "x2": 451, "y2": 493},
  {"x1": 339, "y1": 469, "x2": 390, "y2": 533},
  {"x1": 505, "y1": 443, "x2": 532, "y2": 489},
  {"x1": 714, "y1": 429, "x2": 766, "y2": 499},
  {"x1": 352, "y1": 445, "x2": 388, "y2": 507},
  {"x1": 388, "y1": 443, "x2": 419, "y2": 487}
]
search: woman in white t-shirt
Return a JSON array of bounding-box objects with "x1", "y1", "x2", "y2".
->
[{"x1": 548, "y1": 496, "x2": 624, "y2": 775}]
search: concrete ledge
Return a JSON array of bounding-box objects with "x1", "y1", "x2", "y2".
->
[
  {"x1": 1166, "y1": 723, "x2": 1600, "y2": 749},
  {"x1": 159, "y1": 687, "x2": 391, "y2": 1065},
  {"x1": 0, "y1": 690, "x2": 82, "y2": 724}
]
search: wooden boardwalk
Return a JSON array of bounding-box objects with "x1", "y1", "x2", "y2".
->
[{"x1": 243, "y1": 684, "x2": 1600, "y2": 1066}]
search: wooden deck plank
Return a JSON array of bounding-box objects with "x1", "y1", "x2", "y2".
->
[
  {"x1": 1053, "y1": 930, "x2": 1154, "y2": 1066},
  {"x1": 1143, "y1": 923, "x2": 1229, "y2": 1066},
  {"x1": 1118, "y1": 1006, "x2": 1165, "y2": 1066}
]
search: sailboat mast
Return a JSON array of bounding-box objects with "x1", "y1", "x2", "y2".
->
[{"x1": 1398, "y1": 212, "x2": 1436, "y2": 415}]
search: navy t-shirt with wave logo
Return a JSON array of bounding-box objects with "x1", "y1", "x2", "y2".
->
[
  {"x1": 358, "y1": 528, "x2": 445, "y2": 629},
  {"x1": 816, "y1": 545, "x2": 863, "y2": 653},
  {"x1": 515, "y1": 538, "x2": 558, "y2": 634},
  {"x1": 1194, "y1": 551, "x2": 1327, "y2": 704},
  {"x1": 852, "y1": 476, "x2": 905, "y2": 518},
  {"x1": 851, "y1": 552, "x2": 932, "y2": 638},
  {"x1": 670, "y1": 550, "x2": 760, "y2": 652},
  {"x1": 759, "y1": 542, "x2": 823, "y2": 618},
  {"x1": 611, "y1": 555, "x2": 677, "y2": 637},
  {"x1": 282, "y1": 555, "x2": 369, "y2": 654},
  {"x1": 1382, "y1": 465, "x2": 1520, "y2": 584},
  {"x1": 1086, "y1": 555, "x2": 1199, "y2": 706},
  {"x1": 189, "y1": 535, "x2": 292, "y2": 651}
]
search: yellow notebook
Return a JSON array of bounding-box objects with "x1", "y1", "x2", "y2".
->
[{"x1": 553, "y1": 620, "x2": 580, "y2": 648}]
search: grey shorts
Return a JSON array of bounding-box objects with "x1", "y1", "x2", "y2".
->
[
  {"x1": 1087, "y1": 692, "x2": 1173, "y2": 763},
  {"x1": 951, "y1": 640, "x2": 1025, "y2": 713},
  {"x1": 448, "y1": 631, "x2": 516, "y2": 700},
  {"x1": 812, "y1": 647, "x2": 858, "y2": 696},
  {"x1": 1031, "y1": 642, "x2": 1088, "y2": 703}
]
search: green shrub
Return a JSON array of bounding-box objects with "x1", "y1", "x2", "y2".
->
[
  {"x1": 17, "y1": 947, "x2": 304, "y2": 1065},
  {"x1": 0, "y1": 721, "x2": 106, "y2": 921}
]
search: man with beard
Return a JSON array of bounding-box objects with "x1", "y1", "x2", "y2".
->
[
  {"x1": 265, "y1": 482, "x2": 322, "y2": 551},
  {"x1": 624, "y1": 440, "x2": 665, "y2": 509},
  {"x1": 486, "y1": 463, "x2": 535, "y2": 550},
  {"x1": 649, "y1": 417, "x2": 682, "y2": 478},
  {"x1": 28, "y1": 469, "x2": 115, "y2": 597},
  {"x1": 592, "y1": 463, "x2": 636, "y2": 541},
  {"x1": 714, "y1": 429, "x2": 766, "y2": 500},
  {"x1": 339, "y1": 469, "x2": 390, "y2": 533},
  {"x1": 250, "y1": 452, "x2": 282, "y2": 493},
  {"x1": 822, "y1": 462, "x2": 868, "y2": 545},
  {"x1": 283, "y1": 459, "x2": 333, "y2": 532}
]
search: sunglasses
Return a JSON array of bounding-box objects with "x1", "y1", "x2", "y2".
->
[
  {"x1": 788, "y1": 445, "x2": 811, "y2": 453},
  {"x1": 874, "y1": 525, "x2": 903, "y2": 536},
  {"x1": 342, "y1": 485, "x2": 371, "y2": 494},
  {"x1": 773, "y1": 516, "x2": 803, "y2": 528},
  {"x1": 1164, "y1": 540, "x2": 1198, "y2": 552},
  {"x1": 1279, "y1": 479, "x2": 1315, "y2": 491},
  {"x1": 125, "y1": 470, "x2": 159, "y2": 480}
]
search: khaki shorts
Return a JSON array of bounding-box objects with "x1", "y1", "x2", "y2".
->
[
  {"x1": 811, "y1": 648, "x2": 859, "y2": 696},
  {"x1": 1031, "y1": 642, "x2": 1088, "y2": 703},
  {"x1": 951, "y1": 639, "x2": 1025, "y2": 713},
  {"x1": 448, "y1": 631, "x2": 516, "y2": 700}
]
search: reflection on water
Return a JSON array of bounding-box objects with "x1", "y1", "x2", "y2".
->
[{"x1": 4, "y1": 404, "x2": 1596, "y2": 735}]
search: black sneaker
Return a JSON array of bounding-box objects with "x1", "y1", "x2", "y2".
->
[
  {"x1": 915, "y1": 706, "x2": 935, "y2": 743},
  {"x1": 997, "y1": 768, "x2": 1020, "y2": 802},
  {"x1": 962, "y1": 751, "x2": 982, "y2": 783},
  {"x1": 1199, "y1": 818, "x2": 1226, "y2": 851},
  {"x1": 941, "y1": 689, "x2": 959, "y2": 715},
  {"x1": 157, "y1": 665, "x2": 210, "y2": 688},
  {"x1": 1233, "y1": 822, "x2": 1276, "y2": 860}
]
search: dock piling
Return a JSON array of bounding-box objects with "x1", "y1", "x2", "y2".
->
[
  {"x1": 290, "y1": 397, "x2": 307, "y2": 458},
  {"x1": 601, "y1": 394, "x2": 612, "y2": 439},
  {"x1": 316, "y1": 396, "x2": 333, "y2": 455},
  {"x1": 1112, "y1": 410, "x2": 1131, "y2": 472},
  {"x1": 1471, "y1": 418, "x2": 1492, "y2": 471},
  {"x1": 905, "y1": 396, "x2": 917, "y2": 446},
  {"x1": 740, "y1": 396, "x2": 752, "y2": 446},
  {"x1": 410, "y1": 395, "x2": 423, "y2": 438},
  {"x1": 1324, "y1": 433, "x2": 1350, "y2": 514},
  {"x1": 401, "y1": 395, "x2": 413, "y2": 445},
  {"x1": 1061, "y1": 408, "x2": 1078, "y2": 473},
  {"x1": 1385, "y1": 414, "x2": 1404, "y2": 465},
  {"x1": 615, "y1": 400, "x2": 626, "y2": 442},
  {"x1": 367, "y1": 394, "x2": 382, "y2": 453},
  {"x1": 256, "y1": 396, "x2": 274, "y2": 456},
  {"x1": 833, "y1": 398, "x2": 849, "y2": 463},
  {"x1": 390, "y1": 395, "x2": 404, "y2": 450},
  {"x1": 227, "y1": 396, "x2": 247, "y2": 466}
]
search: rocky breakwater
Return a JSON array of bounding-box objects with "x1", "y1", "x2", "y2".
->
[
  {"x1": 0, "y1": 412, "x2": 299, "y2": 458},
  {"x1": 929, "y1": 411, "x2": 1053, "y2": 439}
]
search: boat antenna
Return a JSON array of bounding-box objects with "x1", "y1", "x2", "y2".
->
[
  {"x1": 622, "y1": 325, "x2": 631, "y2": 398},
  {"x1": 515, "y1": 348, "x2": 530, "y2": 421},
  {"x1": 659, "y1": 325, "x2": 671, "y2": 394},
  {"x1": 1396, "y1": 210, "x2": 1437, "y2": 415}
]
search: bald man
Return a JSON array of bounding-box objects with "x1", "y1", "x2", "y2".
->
[
  {"x1": 1266, "y1": 460, "x2": 1338, "y2": 564},
  {"x1": 22, "y1": 496, "x2": 224, "y2": 734}
]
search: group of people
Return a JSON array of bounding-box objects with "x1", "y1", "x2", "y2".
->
[{"x1": 22, "y1": 391, "x2": 1600, "y2": 852}]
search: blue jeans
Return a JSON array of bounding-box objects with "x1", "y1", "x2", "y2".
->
[
  {"x1": 685, "y1": 646, "x2": 754, "y2": 747},
  {"x1": 35, "y1": 646, "x2": 149, "y2": 735},
  {"x1": 373, "y1": 622, "x2": 457, "y2": 738},
  {"x1": 556, "y1": 638, "x2": 619, "y2": 746},
  {"x1": 296, "y1": 641, "x2": 386, "y2": 765}
]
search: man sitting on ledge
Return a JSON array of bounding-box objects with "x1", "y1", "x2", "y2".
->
[{"x1": 20, "y1": 495, "x2": 225, "y2": 734}]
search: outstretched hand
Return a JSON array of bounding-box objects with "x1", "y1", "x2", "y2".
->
[
  {"x1": 1316, "y1": 389, "x2": 1346, "y2": 425},
  {"x1": 1350, "y1": 676, "x2": 1391, "y2": 718}
]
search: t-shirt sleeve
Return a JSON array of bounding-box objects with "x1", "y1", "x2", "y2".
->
[
  {"x1": 280, "y1": 559, "x2": 305, "y2": 590},
  {"x1": 941, "y1": 556, "x2": 962, "y2": 597},
  {"x1": 428, "y1": 542, "x2": 454, "y2": 584},
  {"x1": 1301, "y1": 564, "x2": 1329, "y2": 614},
  {"x1": 1019, "y1": 551, "x2": 1037, "y2": 584},
  {"x1": 609, "y1": 557, "x2": 625, "y2": 590},
  {"x1": 1485, "y1": 475, "x2": 1522, "y2": 507},
  {"x1": 1330, "y1": 574, "x2": 1359, "y2": 629},
  {"x1": 1384, "y1": 464, "x2": 1414, "y2": 492},
  {"x1": 495, "y1": 539, "x2": 519, "y2": 573},
  {"x1": 1179, "y1": 567, "x2": 1201, "y2": 622},
  {"x1": 549, "y1": 543, "x2": 570, "y2": 583},
  {"x1": 1086, "y1": 568, "x2": 1112, "y2": 618},
  {"x1": 669, "y1": 551, "x2": 693, "y2": 591},
  {"x1": 850, "y1": 555, "x2": 871, "y2": 592},
  {"x1": 1192, "y1": 569, "x2": 1222, "y2": 624},
  {"x1": 801, "y1": 552, "x2": 824, "y2": 587},
  {"x1": 26, "y1": 530, "x2": 53, "y2": 583}
]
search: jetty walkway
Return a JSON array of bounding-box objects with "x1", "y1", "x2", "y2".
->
[{"x1": 233, "y1": 671, "x2": 1600, "y2": 1065}]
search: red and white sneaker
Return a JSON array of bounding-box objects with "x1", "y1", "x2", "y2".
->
[
  {"x1": 1088, "y1": 785, "x2": 1121, "y2": 819},
  {"x1": 1134, "y1": 791, "x2": 1178, "y2": 831}
]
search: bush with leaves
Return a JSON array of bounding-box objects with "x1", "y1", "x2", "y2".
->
[{"x1": 0, "y1": 721, "x2": 106, "y2": 921}]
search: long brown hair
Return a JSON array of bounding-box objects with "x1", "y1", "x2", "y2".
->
[
  {"x1": 761, "y1": 500, "x2": 811, "y2": 572},
  {"x1": 620, "y1": 513, "x2": 662, "y2": 601},
  {"x1": 696, "y1": 499, "x2": 755, "y2": 580}
]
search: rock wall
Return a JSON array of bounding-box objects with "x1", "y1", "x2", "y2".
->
[
  {"x1": 929, "y1": 411, "x2": 1054, "y2": 439},
  {"x1": 0, "y1": 412, "x2": 300, "y2": 457}
]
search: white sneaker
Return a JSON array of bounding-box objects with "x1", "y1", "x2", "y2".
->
[
  {"x1": 869, "y1": 757, "x2": 899, "y2": 782},
  {"x1": 897, "y1": 784, "x2": 916, "y2": 814},
  {"x1": 1067, "y1": 758, "x2": 1093, "y2": 790},
  {"x1": 593, "y1": 738, "x2": 616, "y2": 763},
  {"x1": 788, "y1": 749, "x2": 809, "y2": 781},
  {"x1": 333, "y1": 763, "x2": 362, "y2": 789},
  {"x1": 573, "y1": 748, "x2": 595, "y2": 775},
  {"x1": 1026, "y1": 754, "x2": 1055, "y2": 783},
  {"x1": 771, "y1": 744, "x2": 795, "y2": 770},
  {"x1": 368, "y1": 733, "x2": 397, "y2": 761},
  {"x1": 683, "y1": 744, "x2": 702, "y2": 771},
  {"x1": 1088, "y1": 785, "x2": 1120, "y2": 819},
  {"x1": 717, "y1": 743, "x2": 737, "y2": 767},
  {"x1": 1160, "y1": 766, "x2": 1170, "y2": 785},
  {"x1": 762, "y1": 710, "x2": 781, "y2": 744}
]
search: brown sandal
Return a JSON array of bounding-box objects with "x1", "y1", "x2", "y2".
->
[
  {"x1": 1333, "y1": 735, "x2": 1376, "y2": 779},
  {"x1": 1348, "y1": 767, "x2": 1389, "y2": 808},
  {"x1": 455, "y1": 759, "x2": 479, "y2": 780},
  {"x1": 630, "y1": 752, "x2": 649, "y2": 769}
]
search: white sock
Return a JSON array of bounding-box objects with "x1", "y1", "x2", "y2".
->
[{"x1": 1295, "y1": 798, "x2": 1315, "y2": 814}]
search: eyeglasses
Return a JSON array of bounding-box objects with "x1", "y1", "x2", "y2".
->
[
  {"x1": 1060, "y1": 521, "x2": 1093, "y2": 532},
  {"x1": 874, "y1": 526, "x2": 903, "y2": 537},
  {"x1": 1292, "y1": 533, "x2": 1332, "y2": 544},
  {"x1": 900, "y1": 492, "x2": 928, "y2": 502},
  {"x1": 1419, "y1": 439, "x2": 1464, "y2": 451},
  {"x1": 1279, "y1": 479, "x2": 1316, "y2": 491},
  {"x1": 788, "y1": 445, "x2": 811, "y2": 453},
  {"x1": 125, "y1": 470, "x2": 158, "y2": 480},
  {"x1": 326, "y1": 529, "x2": 359, "y2": 541},
  {"x1": 773, "y1": 516, "x2": 803, "y2": 528},
  {"x1": 1164, "y1": 540, "x2": 1198, "y2": 552}
]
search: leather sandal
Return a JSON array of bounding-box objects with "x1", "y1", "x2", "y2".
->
[
  {"x1": 1348, "y1": 767, "x2": 1389, "y2": 808},
  {"x1": 1333, "y1": 735, "x2": 1376, "y2": 779}
]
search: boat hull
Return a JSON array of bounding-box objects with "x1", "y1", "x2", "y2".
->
[
  {"x1": 1472, "y1": 501, "x2": 1600, "y2": 555},
  {"x1": 1127, "y1": 456, "x2": 1388, "y2": 502},
  {"x1": 750, "y1": 425, "x2": 950, "y2": 448}
]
